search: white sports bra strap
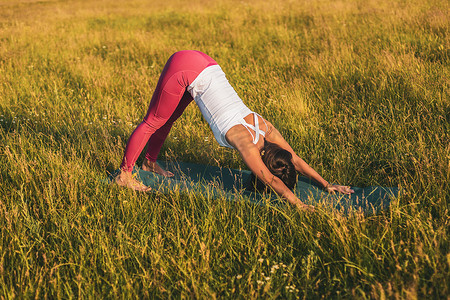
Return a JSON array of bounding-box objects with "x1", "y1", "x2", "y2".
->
[{"x1": 242, "y1": 113, "x2": 268, "y2": 144}]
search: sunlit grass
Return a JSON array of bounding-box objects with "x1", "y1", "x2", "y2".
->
[{"x1": 0, "y1": 0, "x2": 448, "y2": 298}]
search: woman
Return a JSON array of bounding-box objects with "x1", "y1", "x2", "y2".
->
[{"x1": 115, "y1": 50, "x2": 354, "y2": 210}]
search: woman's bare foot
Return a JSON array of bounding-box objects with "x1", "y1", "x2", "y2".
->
[
  {"x1": 115, "y1": 170, "x2": 151, "y2": 192},
  {"x1": 142, "y1": 160, "x2": 174, "y2": 177}
]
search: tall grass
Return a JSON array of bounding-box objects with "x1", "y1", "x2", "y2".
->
[{"x1": 0, "y1": 0, "x2": 448, "y2": 298}]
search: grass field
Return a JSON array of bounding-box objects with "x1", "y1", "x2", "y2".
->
[{"x1": 0, "y1": 0, "x2": 448, "y2": 298}]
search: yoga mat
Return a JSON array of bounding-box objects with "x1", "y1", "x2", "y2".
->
[{"x1": 109, "y1": 161, "x2": 398, "y2": 215}]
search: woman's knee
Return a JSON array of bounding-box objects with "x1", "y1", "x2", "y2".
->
[{"x1": 141, "y1": 115, "x2": 168, "y2": 132}]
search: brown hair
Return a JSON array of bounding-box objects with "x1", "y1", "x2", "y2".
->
[{"x1": 249, "y1": 140, "x2": 297, "y2": 191}]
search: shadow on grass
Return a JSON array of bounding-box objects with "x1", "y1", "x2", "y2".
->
[{"x1": 107, "y1": 161, "x2": 398, "y2": 216}]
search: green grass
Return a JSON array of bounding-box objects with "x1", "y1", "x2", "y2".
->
[{"x1": 0, "y1": 0, "x2": 448, "y2": 298}]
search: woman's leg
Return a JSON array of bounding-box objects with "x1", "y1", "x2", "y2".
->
[
  {"x1": 141, "y1": 90, "x2": 192, "y2": 176},
  {"x1": 119, "y1": 50, "x2": 217, "y2": 175},
  {"x1": 144, "y1": 90, "x2": 193, "y2": 162},
  {"x1": 119, "y1": 80, "x2": 186, "y2": 172}
]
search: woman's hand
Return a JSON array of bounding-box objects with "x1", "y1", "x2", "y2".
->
[
  {"x1": 325, "y1": 184, "x2": 354, "y2": 195},
  {"x1": 296, "y1": 203, "x2": 315, "y2": 212}
]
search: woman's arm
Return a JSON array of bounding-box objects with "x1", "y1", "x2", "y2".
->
[
  {"x1": 265, "y1": 122, "x2": 354, "y2": 195},
  {"x1": 238, "y1": 145, "x2": 313, "y2": 209},
  {"x1": 226, "y1": 123, "x2": 313, "y2": 210}
]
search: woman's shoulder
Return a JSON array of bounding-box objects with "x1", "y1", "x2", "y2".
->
[{"x1": 225, "y1": 124, "x2": 258, "y2": 149}]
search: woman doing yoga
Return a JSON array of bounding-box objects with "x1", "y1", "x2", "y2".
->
[{"x1": 115, "y1": 50, "x2": 354, "y2": 210}]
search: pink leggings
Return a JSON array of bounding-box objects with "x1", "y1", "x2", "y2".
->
[{"x1": 120, "y1": 50, "x2": 217, "y2": 172}]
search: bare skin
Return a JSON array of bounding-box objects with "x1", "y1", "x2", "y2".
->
[
  {"x1": 114, "y1": 170, "x2": 152, "y2": 192},
  {"x1": 115, "y1": 160, "x2": 173, "y2": 192},
  {"x1": 225, "y1": 113, "x2": 354, "y2": 210},
  {"x1": 142, "y1": 160, "x2": 174, "y2": 177},
  {"x1": 116, "y1": 113, "x2": 354, "y2": 207}
]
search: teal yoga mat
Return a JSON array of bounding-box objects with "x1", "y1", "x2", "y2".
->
[{"x1": 110, "y1": 161, "x2": 398, "y2": 214}]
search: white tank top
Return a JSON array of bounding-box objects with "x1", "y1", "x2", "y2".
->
[{"x1": 188, "y1": 65, "x2": 267, "y2": 148}]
